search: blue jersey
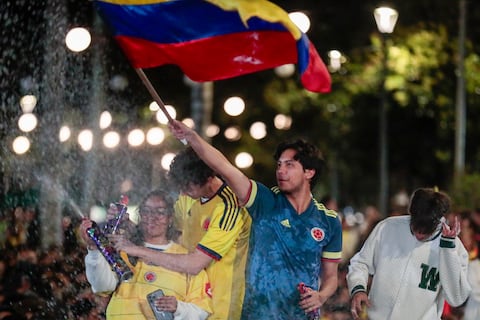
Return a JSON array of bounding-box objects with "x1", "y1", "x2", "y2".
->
[{"x1": 241, "y1": 181, "x2": 342, "y2": 319}]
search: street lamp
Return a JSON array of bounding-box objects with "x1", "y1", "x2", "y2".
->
[{"x1": 373, "y1": 6, "x2": 398, "y2": 216}]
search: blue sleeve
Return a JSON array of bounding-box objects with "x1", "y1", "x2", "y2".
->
[
  {"x1": 323, "y1": 213, "x2": 343, "y2": 261},
  {"x1": 245, "y1": 180, "x2": 275, "y2": 220}
]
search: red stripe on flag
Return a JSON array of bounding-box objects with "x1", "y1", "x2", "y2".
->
[
  {"x1": 300, "y1": 42, "x2": 331, "y2": 93},
  {"x1": 116, "y1": 31, "x2": 297, "y2": 81}
]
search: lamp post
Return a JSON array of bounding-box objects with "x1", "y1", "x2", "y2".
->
[{"x1": 373, "y1": 7, "x2": 398, "y2": 216}]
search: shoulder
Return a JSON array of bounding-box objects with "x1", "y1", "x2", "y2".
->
[
  {"x1": 175, "y1": 194, "x2": 196, "y2": 208},
  {"x1": 245, "y1": 180, "x2": 275, "y2": 208},
  {"x1": 372, "y1": 215, "x2": 410, "y2": 234},
  {"x1": 384, "y1": 215, "x2": 410, "y2": 225},
  {"x1": 312, "y1": 198, "x2": 339, "y2": 219},
  {"x1": 218, "y1": 184, "x2": 240, "y2": 203}
]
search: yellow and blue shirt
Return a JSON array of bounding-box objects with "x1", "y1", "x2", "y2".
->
[
  {"x1": 241, "y1": 181, "x2": 342, "y2": 319},
  {"x1": 174, "y1": 183, "x2": 251, "y2": 320}
]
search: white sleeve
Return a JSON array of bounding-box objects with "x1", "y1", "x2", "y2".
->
[
  {"x1": 347, "y1": 220, "x2": 384, "y2": 296},
  {"x1": 84, "y1": 249, "x2": 119, "y2": 293},
  {"x1": 438, "y1": 236, "x2": 472, "y2": 306},
  {"x1": 467, "y1": 260, "x2": 480, "y2": 302},
  {"x1": 173, "y1": 300, "x2": 209, "y2": 320}
]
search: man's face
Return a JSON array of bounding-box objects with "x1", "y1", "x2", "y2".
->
[
  {"x1": 275, "y1": 149, "x2": 313, "y2": 194},
  {"x1": 410, "y1": 222, "x2": 439, "y2": 242},
  {"x1": 411, "y1": 230, "x2": 432, "y2": 241}
]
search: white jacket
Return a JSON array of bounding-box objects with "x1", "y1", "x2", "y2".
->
[
  {"x1": 347, "y1": 216, "x2": 471, "y2": 319},
  {"x1": 464, "y1": 258, "x2": 480, "y2": 320}
]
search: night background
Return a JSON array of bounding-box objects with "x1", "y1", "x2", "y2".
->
[
  {"x1": 0, "y1": 0, "x2": 480, "y2": 319},
  {"x1": 1, "y1": 0, "x2": 480, "y2": 242}
]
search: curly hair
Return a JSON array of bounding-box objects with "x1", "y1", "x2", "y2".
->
[
  {"x1": 167, "y1": 147, "x2": 216, "y2": 191},
  {"x1": 408, "y1": 188, "x2": 451, "y2": 235},
  {"x1": 273, "y1": 139, "x2": 325, "y2": 189}
]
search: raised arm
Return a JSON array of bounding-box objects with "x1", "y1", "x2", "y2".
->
[
  {"x1": 439, "y1": 217, "x2": 471, "y2": 306},
  {"x1": 168, "y1": 119, "x2": 251, "y2": 205}
]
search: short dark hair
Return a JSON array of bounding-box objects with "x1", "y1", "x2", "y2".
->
[
  {"x1": 273, "y1": 139, "x2": 325, "y2": 189},
  {"x1": 168, "y1": 147, "x2": 215, "y2": 191},
  {"x1": 409, "y1": 188, "x2": 451, "y2": 235}
]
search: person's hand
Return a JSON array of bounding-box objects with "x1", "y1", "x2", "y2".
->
[
  {"x1": 298, "y1": 286, "x2": 324, "y2": 315},
  {"x1": 350, "y1": 291, "x2": 370, "y2": 320},
  {"x1": 78, "y1": 218, "x2": 97, "y2": 247},
  {"x1": 106, "y1": 203, "x2": 119, "y2": 221},
  {"x1": 442, "y1": 215, "x2": 461, "y2": 238},
  {"x1": 167, "y1": 119, "x2": 193, "y2": 142},
  {"x1": 108, "y1": 234, "x2": 136, "y2": 254},
  {"x1": 106, "y1": 203, "x2": 130, "y2": 222},
  {"x1": 156, "y1": 295, "x2": 178, "y2": 313}
]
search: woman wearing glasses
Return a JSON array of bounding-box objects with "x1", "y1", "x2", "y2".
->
[{"x1": 79, "y1": 189, "x2": 212, "y2": 320}]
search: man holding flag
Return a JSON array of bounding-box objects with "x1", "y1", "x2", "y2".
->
[{"x1": 168, "y1": 119, "x2": 342, "y2": 319}]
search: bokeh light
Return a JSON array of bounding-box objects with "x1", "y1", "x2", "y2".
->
[
  {"x1": 146, "y1": 127, "x2": 165, "y2": 145},
  {"x1": 99, "y1": 111, "x2": 112, "y2": 129},
  {"x1": 224, "y1": 126, "x2": 242, "y2": 141},
  {"x1": 205, "y1": 124, "x2": 220, "y2": 138},
  {"x1": 103, "y1": 131, "x2": 120, "y2": 149},
  {"x1": 18, "y1": 113, "x2": 38, "y2": 132},
  {"x1": 127, "y1": 129, "x2": 145, "y2": 147},
  {"x1": 224, "y1": 96, "x2": 245, "y2": 116},
  {"x1": 161, "y1": 153, "x2": 175, "y2": 170},
  {"x1": 249, "y1": 121, "x2": 267, "y2": 140},
  {"x1": 288, "y1": 11, "x2": 311, "y2": 33},
  {"x1": 235, "y1": 152, "x2": 254, "y2": 169},
  {"x1": 156, "y1": 105, "x2": 177, "y2": 124},
  {"x1": 19, "y1": 95, "x2": 37, "y2": 113},
  {"x1": 78, "y1": 129, "x2": 93, "y2": 151},
  {"x1": 59, "y1": 125, "x2": 71, "y2": 142},
  {"x1": 12, "y1": 136, "x2": 30, "y2": 154},
  {"x1": 65, "y1": 27, "x2": 91, "y2": 52},
  {"x1": 274, "y1": 114, "x2": 292, "y2": 130}
]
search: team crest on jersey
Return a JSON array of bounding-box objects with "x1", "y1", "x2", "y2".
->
[
  {"x1": 311, "y1": 227, "x2": 325, "y2": 241},
  {"x1": 202, "y1": 218, "x2": 210, "y2": 230},
  {"x1": 144, "y1": 271, "x2": 157, "y2": 282}
]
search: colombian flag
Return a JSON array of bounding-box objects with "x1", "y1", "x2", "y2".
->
[{"x1": 94, "y1": 0, "x2": 331, "y2": 93}]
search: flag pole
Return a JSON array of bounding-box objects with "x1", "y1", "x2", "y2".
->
[
  {"x1": 135, "y1": 68, "x2": 174, "y2": 122},
  {"x1": 134, "y1": 68, "x2": 187, "y2": 145}
]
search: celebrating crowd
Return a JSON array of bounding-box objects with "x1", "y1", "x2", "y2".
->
[{"x1": 1, "y1": 120, "x2": 479, "y2": 319}]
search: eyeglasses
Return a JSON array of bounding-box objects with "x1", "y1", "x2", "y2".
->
[{"x1": 139, "y1": 206, "x2": 170, "y2": 217}]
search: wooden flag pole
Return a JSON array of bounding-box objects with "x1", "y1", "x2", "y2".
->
[
  {"x1": 135, "y1": 68, "x2": 174, "y2": 122},
  {"x1": 134, "y1": 68, "x2": 187, "y2": 145}
]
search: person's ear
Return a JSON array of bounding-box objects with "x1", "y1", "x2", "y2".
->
[{"x1": 305, "y1": 169, "x2": 315, "y2": 180}]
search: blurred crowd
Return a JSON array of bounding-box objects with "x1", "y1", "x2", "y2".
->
[
  {"x1": 0, "y1": 195, "x2": 479, "y2": 320},
  {"x1": 0, "y1": 206, "x2": 107, "y2": 319}
]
